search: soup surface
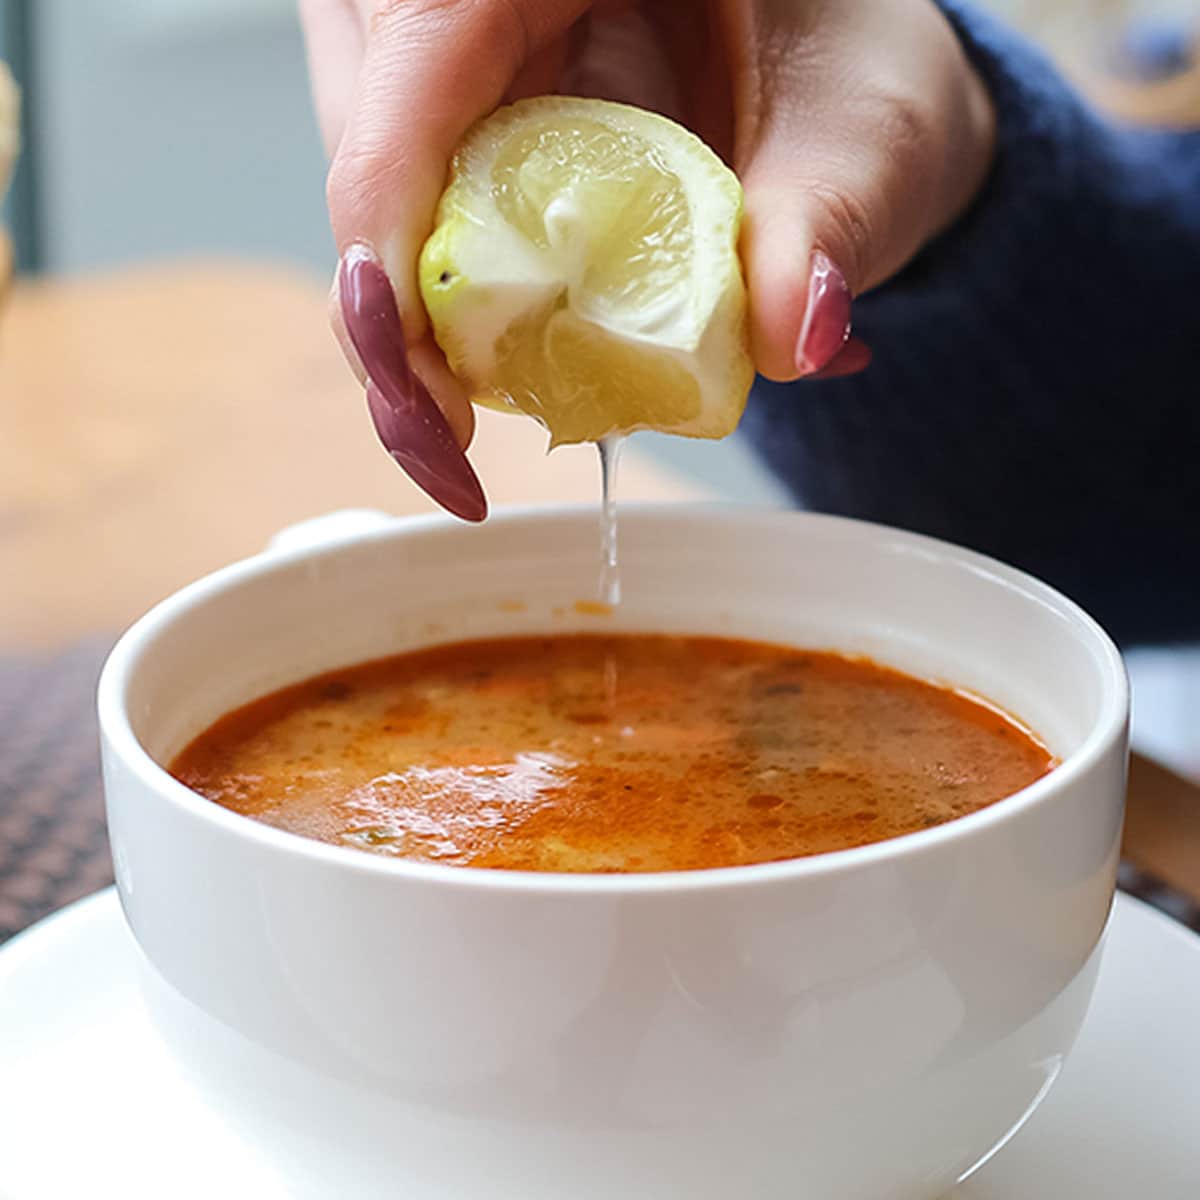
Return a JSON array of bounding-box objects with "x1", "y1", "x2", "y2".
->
[{"x1": 171, "y1": 635, "x2": 1055, "y2": 873}]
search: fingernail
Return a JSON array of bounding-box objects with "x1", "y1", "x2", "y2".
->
[
  {"x1": 809, "y1": 335, "x2": 873, "y2": 379},
  {"x1": 337, "y1": 243, "x2": 487, "y2": 523},
  {"x1": 795, "y1": 252, "x2": 852, "y2": 376}
]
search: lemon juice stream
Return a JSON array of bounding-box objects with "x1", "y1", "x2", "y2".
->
[
  {"x1": 597, "y1": 435, "x2": 625, "y2": 607},
  {"x1": 598, "y1": 435, "x2": 624, "y2": 712}
]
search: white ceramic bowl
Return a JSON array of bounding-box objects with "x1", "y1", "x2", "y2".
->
[{"x1": 98, "y1": 506, "x2": 1128, "y2": 1199}]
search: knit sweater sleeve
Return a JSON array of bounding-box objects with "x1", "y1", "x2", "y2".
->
[{"x1": 739, "y1": 1, "x2": 1200, "y2": 646}]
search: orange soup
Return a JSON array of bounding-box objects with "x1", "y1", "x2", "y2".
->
[{"x1": 171, "y1": 635, "x2": 1055, "y2": 872}]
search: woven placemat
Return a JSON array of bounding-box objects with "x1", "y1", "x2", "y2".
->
[
  {"x1": 0, "y1": 639, "x2": 115, "y2": 942},
  {"x1": 1, "y1": 640, "x2": 1198, "y2": 944}
]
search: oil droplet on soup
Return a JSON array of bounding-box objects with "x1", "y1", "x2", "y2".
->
[{"x1": 170, "y1": 635, "x2": 1056, "y2": 873}]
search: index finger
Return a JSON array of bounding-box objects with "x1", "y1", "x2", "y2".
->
[{"x1": 326, "y1": 0, "x2": 591, "y2": 340}]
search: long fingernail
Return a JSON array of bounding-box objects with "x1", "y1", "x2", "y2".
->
[
  {"x1": 795, "y1": 252, "x2": 852, "y2": 376},
  {"x1": 337, "y1": 243, "x2": 487, "y2": 523},
  {"x1": 810, "y1": 335, "x2": 873, "y2": 379}
]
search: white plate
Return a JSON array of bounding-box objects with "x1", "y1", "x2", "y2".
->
[{"x1": 1, "y1": 889, "x2": 1198, "y2": 1198}]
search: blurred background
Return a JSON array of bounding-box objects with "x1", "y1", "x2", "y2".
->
[
  {"x1": 0, "y1": 1, "x2": 1198, "y2": 935},
  {"x1": 2, "y1": 0, "x2": 329, "y2": 276}
]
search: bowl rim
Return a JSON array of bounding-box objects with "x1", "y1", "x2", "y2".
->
[{"x1": 97, "y1": 503, "x2": 1129, "y2": 895}]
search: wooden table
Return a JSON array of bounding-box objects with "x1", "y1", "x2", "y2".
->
[
  {"x1": 0, "y1": 262, "x2": 707, "y2": 648},
  {"x1": 1, "y1": 262, "x2": 1198, "y2": 937}
]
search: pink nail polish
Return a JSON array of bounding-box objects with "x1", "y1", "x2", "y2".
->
[
  {"x1": 337, "y1": 244, "x2": 487, "y2": 523},
  {"x1": 809, "y1": 335, "x2": 873, "y2": 380},
  {"x1": 795, "y1": 252, "x2": 852, "y2": 376}
]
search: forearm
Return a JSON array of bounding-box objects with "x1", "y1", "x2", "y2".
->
[{"x1": 743, "y1": 1, "x2": 1200, "y2": 645}]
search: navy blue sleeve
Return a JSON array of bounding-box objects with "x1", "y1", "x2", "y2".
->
[{"x1": 740, "y1": 1, "x2": 1200, "y2": 646}]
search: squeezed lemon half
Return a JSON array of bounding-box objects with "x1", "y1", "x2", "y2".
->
[{"x1": 419, "y1": 97, "x2": 753, "y2": 447}]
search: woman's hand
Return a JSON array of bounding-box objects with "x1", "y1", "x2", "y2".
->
[{"x1": 301, "y1": 0, "x2": 995, "y2": 518}]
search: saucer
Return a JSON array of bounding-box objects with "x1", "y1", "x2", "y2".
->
[{"x1": 1, "y1": 890, "x2": 1197, "y2": 1198}]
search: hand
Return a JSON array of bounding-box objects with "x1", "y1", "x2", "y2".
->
[{"x1": 301, "y1": 0, "x2": 995, "y2": 518}]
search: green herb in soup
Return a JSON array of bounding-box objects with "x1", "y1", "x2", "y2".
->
[{"x1": 170, "y1": 635, "x2": 1055, "y2": 873}]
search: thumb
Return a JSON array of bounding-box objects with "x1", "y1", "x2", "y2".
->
[
  {"x1": 739, "y1": 140, "x2": 882, "y2": 382},
  {"x1": 728, "y1": 0, "x2": 994, "y2": 382}
]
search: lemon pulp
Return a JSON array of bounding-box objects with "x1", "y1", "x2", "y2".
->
[{"x1": 420, "y1": 98, "x2": 753, "y2": 447}]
